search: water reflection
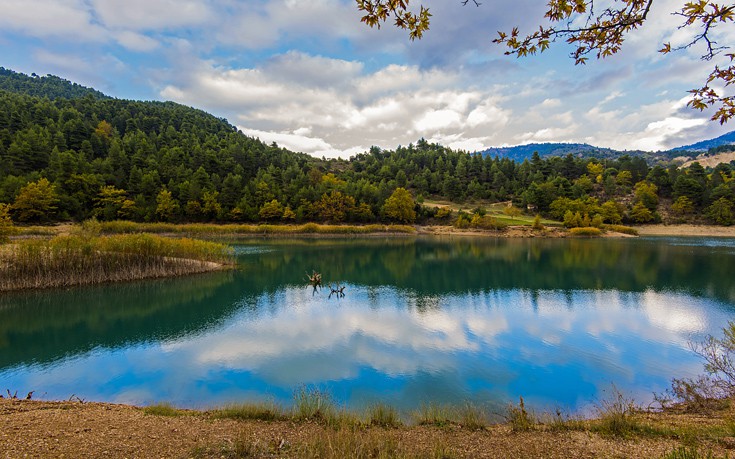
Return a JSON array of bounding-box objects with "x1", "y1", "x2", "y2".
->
[{"x1": 0, "y1": 237, "x2": 734, "y2": 413}]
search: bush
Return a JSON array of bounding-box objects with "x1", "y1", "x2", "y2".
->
[{"x1": 569, "y1": 227, "x2": 602, "y2": 237}]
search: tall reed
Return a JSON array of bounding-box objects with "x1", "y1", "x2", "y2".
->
[{"x1": 0, "y1": 234, "x2": 233, "y2": 291}]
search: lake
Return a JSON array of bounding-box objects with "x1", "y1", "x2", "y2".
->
[{"x1": 1, "y1": 236, "x2": 734, "y2": 415}]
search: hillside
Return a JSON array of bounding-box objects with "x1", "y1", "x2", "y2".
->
[
  {"x1": 0, "y1": 67, "x2": 109, "y2": 100},
  {"x1": 673, "y1": 130, "x2": 735, "y2": 152},
  {"x1": 478, "y1": 142, "x2": 619, "y2": 161},
  {"x1": 0, "y1": 67, "x2": 733, "y2": 227}
]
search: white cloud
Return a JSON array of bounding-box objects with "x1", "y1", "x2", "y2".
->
[
  {"x1": 114, "y1": 31, "x2": 159, "y2": 52},
  {"x1": 158, "y1": 55, "x2": 516, "y2": 157},
  {"x1": 0, "y1": 0, "x2": 106, "y2": 40},
  {"x1": 91, "y1": 0, "x2": 214, "y2": 30}
]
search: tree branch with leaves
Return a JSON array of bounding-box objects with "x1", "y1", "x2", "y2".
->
[{"x1": 357, "y1": 0, "x2": 735, "y2": 123}]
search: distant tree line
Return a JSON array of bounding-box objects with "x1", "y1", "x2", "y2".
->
[{"x1": 0, "y1": 68, "x2": 734, "y2": 227}]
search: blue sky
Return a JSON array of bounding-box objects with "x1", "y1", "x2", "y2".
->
[{"x1": 1, "y1": 0, "x2": 733, "y2": 157}]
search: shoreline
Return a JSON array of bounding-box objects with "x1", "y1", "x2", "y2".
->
[
  {"x1": 0, "y1": 397, "x2": 730, "y2": 458},
  {"x1": 11, "y1": 222, "x2": 735, "y2": 239},
  {"x1": 633, "y1": 224, "x2": 735, "y2": 238}
]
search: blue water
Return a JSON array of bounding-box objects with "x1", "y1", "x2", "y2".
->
[{"x1": 1, "y1": 236, "x2": 733, "y2": 414}]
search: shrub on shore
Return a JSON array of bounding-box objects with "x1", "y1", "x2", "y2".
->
[{"x1": 569, "y1": 227, "x2": 603, "y2": 237}]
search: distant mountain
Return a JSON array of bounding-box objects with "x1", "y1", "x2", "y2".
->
[
  {"x1": 672, "y1": 130, "x2": 735, "y2": 152},
  {"x1": 477, "y1": 142, "x2": 653, "y2": 162},
  {"x1": 477, "y1": 131, "x2": 735, "y2": 164},
  {"x1": 0, "y1": 67, "x2": 110, "y2": 100}
]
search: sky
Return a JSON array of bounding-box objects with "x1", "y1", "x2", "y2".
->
[{"x1": 0, "y1": 0, "x2": 733, "y2": 158}]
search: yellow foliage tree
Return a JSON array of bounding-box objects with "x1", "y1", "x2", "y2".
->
[{"x1": 383, "y1": 187, "x2": 416, "y2": 223}]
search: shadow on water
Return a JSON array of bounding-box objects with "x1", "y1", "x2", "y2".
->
[
  {"x1": 233, "y1": 236, "x2": 735, "y2": 304},
  {"x1": 0, "y1": 270, "x2": 247, "y2": 368}
]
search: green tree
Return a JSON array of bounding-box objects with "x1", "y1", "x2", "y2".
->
[
  {"x1": 155, "y1": 189, "x2": 179, "y2": 222},
  {"x1": 672, "y1": 196, "x2": 695, "y2": 216},
  {"x1": 629, "y1": 202, "x2": 655, "y2": 223},
  {"x1": 201, "y1": 190, "x2": 222, "y2": 220},
  {"x1": 94, "y1": 185, "x2": 128, "y2": 221},
  {"x1": 12, "y1": 177, "x2": 58, "y2": 223},
  {"x1": 634, "y1": 181, "x2": 659, "y2": 211},
  {"x1": 383, "y1": 187, "x2": 416, "y2": 223},
  {"x1": 707, "y1": 197, "x2": 734, "y2": 225}
]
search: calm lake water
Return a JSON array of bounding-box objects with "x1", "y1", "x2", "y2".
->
[{"x1": 1, "y1": 236, "x2": 734, "y2": 414}]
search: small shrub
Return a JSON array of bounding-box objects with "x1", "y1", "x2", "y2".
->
[
  {"x1": 569, "y1": 227, "x2": 602, "y2": 237},
  {"x1": 591, "y1": 386, "x2": 665, "y2": 438},
  {"x1": 507, "y1": 396, "x2": 534, "y2": 432},
  {"x1": 532, "y1": 214, "x2": 544, "y2": 230}
]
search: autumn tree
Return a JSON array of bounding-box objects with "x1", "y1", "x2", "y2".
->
[
  {"x1": 12, "y1": 177, "x2": 58, "y2": 223},
  {"x1": 359, "y1": 0, "x2": 735, "y2": 123},
  {"x1": 259, "y1": 199, "x2": 285, "y2": 221},
  {"x1": 383, "y1": 187, "x2": 416, "y2": 223}
]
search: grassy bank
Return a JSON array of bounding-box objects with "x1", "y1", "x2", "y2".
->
[
  {"x1": 3, "y1": 391, "x2": 734, "y2": 459},
  {"x1": 0, "y1": 233, "x2": 233, "y2": 291}
]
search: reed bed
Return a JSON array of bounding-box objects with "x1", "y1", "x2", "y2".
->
[
  {"x1": 98, "y1": 221, "x2": 416, "y2": 236},
  {"x1": 0, "y1": 234, "x2": 233, "y2": 291}
]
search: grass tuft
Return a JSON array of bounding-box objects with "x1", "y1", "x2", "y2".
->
[
  {"x1": 292, "y1": 386, "x2": 337, "y2": 421},
  {"x1": 365, "y1": 402, "x2": 402, "y2": 428},
  {"x1": 661, "y1": 446, "x2": 726, "y2": 459},
  {"x1": 143, "y1": 403, "x2": 184, "y2": 417},
  {"x1": 457, "y1": 402, "x2": 487, "y2": 430},
  {"x1": 507, "y1": 396, "x2": 535, "y2": 432},
  {"x1": 414, "y1": 403, "x2": 454, "y2": 427}
]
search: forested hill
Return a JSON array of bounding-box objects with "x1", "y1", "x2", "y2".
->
[
  {"x1": 0, "y1": 68, "x2": 315, "y2": 222},
  {"x1": 0, "y1": 67, "x2": 109, "y2": 100},
  {"x1": 1, "y1": 68, "x2": 734, "y2": 227}
]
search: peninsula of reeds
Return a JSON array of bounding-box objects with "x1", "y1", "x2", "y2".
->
[{"x1": 0, "y1": 233, "x2": 233, "y2": 292}]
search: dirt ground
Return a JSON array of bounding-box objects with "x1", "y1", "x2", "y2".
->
[{"x1": 1, "y1": 398, "x2": 730, "y2": 459}]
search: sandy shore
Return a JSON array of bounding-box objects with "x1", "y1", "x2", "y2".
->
[
  {"x1": 634, "y1": 225, "x2": 735, "y2": 237},
  {"x1": 0, "y1": 398, "x2": 720, "y2": 459}
]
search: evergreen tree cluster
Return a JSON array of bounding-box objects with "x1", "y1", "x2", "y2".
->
[{"x1": 1, "y1": 67, "x2": 734, "y2": 227}]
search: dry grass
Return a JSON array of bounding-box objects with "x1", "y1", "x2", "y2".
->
[
  {"x1": 98, "y1": 221, "x2": 416, "y2": 236},
  {"x1": 0, "y1": 233, "x2": 233, "y2": 291}
]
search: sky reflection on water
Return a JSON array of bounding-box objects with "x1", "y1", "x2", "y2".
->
[{"x1": 1, "y1": 237, "x2": 733, "y2": 413}]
